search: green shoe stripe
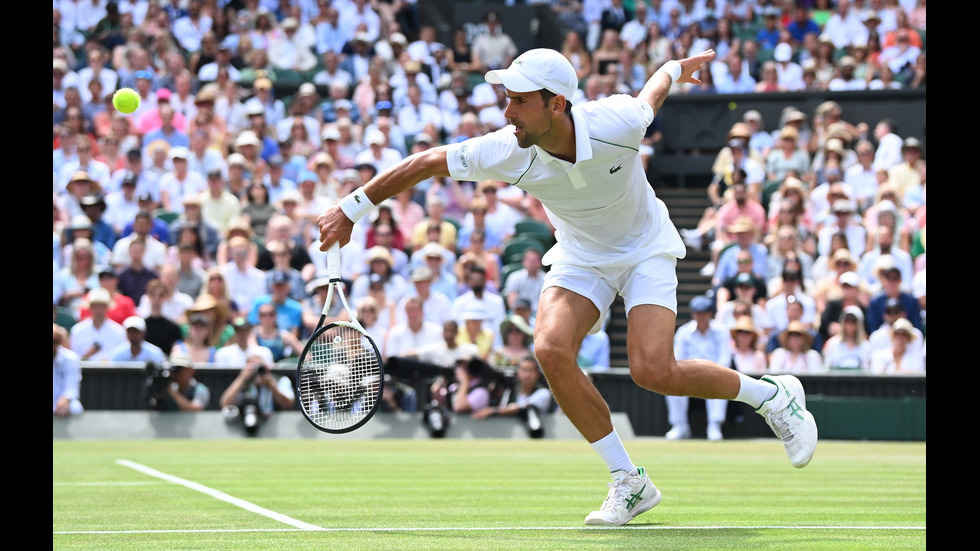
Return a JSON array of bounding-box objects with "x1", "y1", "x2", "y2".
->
[{"x1": 755, "y1": 376, "x2": 783, "y2": 412}]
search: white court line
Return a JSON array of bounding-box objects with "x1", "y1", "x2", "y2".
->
[
  {"x1": 115, "y1": 459, "x2": 323, "y2": 531},
  {"x1": 55, "y1": 525, "x2": 927, "y2": 535}
]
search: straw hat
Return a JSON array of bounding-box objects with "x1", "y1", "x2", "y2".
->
[
  {"x1": 500, "y1": 314, "x2": 534, "y2": 347},
  {"x1": 730, "y1": 315, "x2": 760, "y2": 345},
  {"x1": 727, "y1": 122, "x2": 752, "y2": 141},
  {"x1": 366, "y1": 245, "x2": 394, "y2": 267},
  {"x1": 726, "y1": 215, "x2": 757, "y2": 235},
  {"x1": 779, "y1": 320, "x2": 814, "y2": 349}
]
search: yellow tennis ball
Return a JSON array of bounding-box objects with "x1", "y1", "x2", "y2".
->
[{"x1": 113, "y1": 88, "x2": 141, "y2": 114}]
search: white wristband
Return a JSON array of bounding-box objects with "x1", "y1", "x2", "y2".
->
[
  {"x1": 657, "y1": 60, "x2": 682, "y2": 84},
  {"x1": 338, "y1": 186, "x2": 376, "y2": 222}
]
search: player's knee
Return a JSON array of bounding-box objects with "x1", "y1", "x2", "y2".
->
[
  {"x1": 532, "y1": 340, "x2": 576, "y2": 378},
  {"x1": 630, "y1": 357, "x2": 680, "y2": 394}
]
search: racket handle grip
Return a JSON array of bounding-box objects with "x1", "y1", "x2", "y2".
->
[{"x1": 327, "y1": 242, "x2": 341, "y2": 280}]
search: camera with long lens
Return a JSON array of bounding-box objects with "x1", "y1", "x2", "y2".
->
[
  {"x1": 239, "y1": 396, "x2": 261, "y2": 436},
  {"x1": 143, "y1": 362, "x2": 173, "y2": 410}
]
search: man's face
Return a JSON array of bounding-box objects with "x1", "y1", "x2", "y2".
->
[
  {"x1": 126, "y1": 327, "x2": 143, "y2": 345},
  {"x1": 90, "y1": 302, "x2": 109, "y2": 322},
  {"x1": 405, "y1": 301, "x2": 423, "y2": 324},
  {"x1": 133, "y1": 217, "x2": 151, "y2": 235},
  {"x1": 272, "y1": 282, "x2": 290, "y2": 300},
  {"x1": 504, "y1": 90, "x2": 558, "y2": 149}
]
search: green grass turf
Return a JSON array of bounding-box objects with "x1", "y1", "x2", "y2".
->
[{"x1": 53, "y1": 439, "x2": 926, "y2": 550}]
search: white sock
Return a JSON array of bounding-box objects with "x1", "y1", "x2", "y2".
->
[
  {"x1": 734, "y1": 372, "x2": 778, "y2": 410},
  {"x1": 590, "y1": 429, "x2": 636, "y2": 475}
]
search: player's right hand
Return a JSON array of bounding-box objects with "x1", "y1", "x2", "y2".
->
[{"x1": 317, "y1": 205, "x2": 355, "y2": 252}]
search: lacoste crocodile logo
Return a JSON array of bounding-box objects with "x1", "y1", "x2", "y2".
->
[
  {"x1": 354, "y1": 195, "x2": 362, "y2": 204},
  {"x1": 610, "y1": 164, "x2": 623, "y2": 174}
]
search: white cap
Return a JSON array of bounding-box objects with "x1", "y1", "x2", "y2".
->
[
  {"x1": 321, "y1": 125, "x2": 341, "y2": 141},
  {"x1": 86, "y1": 287, "x2": 111, "y2": 306},
  {"x1": 247, "y1": 345, "x2": 275, "y2": 368},
  {"x1": 366, "y1": 129, "x2": 386, "y2": 146},
  {"x1": 485, "y1": 48, "x2": 578, "y2": 100},
  {"x1": 123, "y1": 316, "x2": 146, "y2": 332},
  {"x1": 168, "y1": 146, "x2": 189, "y2": 160},
  {"x1": 774, "y1": 43, "x2": 792, "y2": 63},
  {"x1": 838, "y1": 271, "x2": 861, "y2": 288}
]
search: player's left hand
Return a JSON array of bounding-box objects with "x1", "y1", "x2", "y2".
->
[{"x1": 678, "y1": 49, "x2": 716, "y2": 85}]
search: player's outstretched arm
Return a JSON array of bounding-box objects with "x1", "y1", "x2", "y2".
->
[
  {"x1": 637, "y1": 49, "x2": 716, "y2": 114},
  {"x1": 317, "y1": 146, "x2": 452, "y2": 251}
]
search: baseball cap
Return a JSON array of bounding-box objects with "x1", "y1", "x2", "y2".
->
[
  {"x1": 366, "y1": 129, "x2": 387, "y2": 146},
  {"x1": 842, "y1": 305, "x2": 864, "y2": 321},
  {"x1": 690, "y1": 295, "x2": 713, "y2": 313},
  {"x1": 123, "y1": 316, "x2": 146, "y2": 332},
  {"x1": 137, "y1": 192, "x2": 153, "y2": 203},
  {"x1": 169, "y1": 353, "x2": 193, "y2": 369},
  {"x1": 774, "y1": 43, "x2": 792, "y2": 63},
  {"x1": 80, "y1": 193, "x2": 106, "y2": 208},
  {"x1": 155, "y1": 87, "x2": 172, "y2": 101},
  {"x1": 485, "y1": 48, "x2": 578, "y2": 100},
  {"x1": 304, "y1": 276, "x2": 331, "y2": 295},
  {"x1": 321, "y1": 125, "x2": 341, "y2": 141},
  {"x1": 410, "y1": 266, "x2": 433, "y2": 282},
  {"x1": 168, "y1": 146, "x2": 189, "y2": 160},
  {"x1": 298, "y1": 82, "x2": 317, "y2": 96},
  {"x1": 135, "y1": 70, "x2": 153, "y2": 80},
  {"x1": 70, "y1": 215, "x2": 92, "y2": 230},
  {"x1": 231, "y1": 316, "x2": 252, "y2": 330},
  {"x1": 270, "y1": 270, "x2": 291, "y2": 285},
  {"x1": 86, "y1": 288, "x2": 111, "y2": 306},
  {"x1": 421, "y1": 242, "x2": 447, "y2": 258},
  {"x1": 246, "y1": 345, "x2": 275, "y2": 367},
  {"x1": 884, "y1": 297, "x2": 905, "y2": 313},
  {"x1": 838, "y1": 271, "x2": 861, "y2": 287},
  {"x1": 121, "y1": 172, "x2": 138, "y2": 187},
  {"x1": 734, "y1": 273, "x2": 755, "y2": 287}
]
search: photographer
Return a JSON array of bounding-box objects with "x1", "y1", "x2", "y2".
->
[
  {"x1": 431, "y1": 355, "x2": 507, "y2": 416},
  {"x1": 472, "y1": 355, "x2": 554, "y2": 437},
  {"x1": 219, "y1": 346, "x2": 295, "y2": 435},
  {"x1": 148, "y1": 353, "x2": 211, "y2": 411}
]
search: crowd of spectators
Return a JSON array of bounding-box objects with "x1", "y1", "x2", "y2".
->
[{"x1": 53, "y1": 0, "x2": 925, "y2": 418}]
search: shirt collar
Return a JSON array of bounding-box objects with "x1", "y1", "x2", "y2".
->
[{"x1": 532, "y1": 106, "x2": 593, "y2": 168}]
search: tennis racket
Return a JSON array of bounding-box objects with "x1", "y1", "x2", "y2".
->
[{"x1": 296, "y1": 243, "x2": 384, "y2": 433}]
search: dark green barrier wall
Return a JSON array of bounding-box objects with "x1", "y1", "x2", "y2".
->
[{"x1": 79, "y1": 365, "x2": 925, "y2": 441}]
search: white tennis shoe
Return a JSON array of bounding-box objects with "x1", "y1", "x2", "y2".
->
[
  {"x1": 757, "y1": 375, "x2": 818, "y2": 468},
  {"x1": 584, "y1": 467, "x2": 662, "y2": 526},
  {"x1": 665, "y1": 425, "x2": 691, "y2": 440}
]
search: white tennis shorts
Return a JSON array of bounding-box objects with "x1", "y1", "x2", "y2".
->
[{"x1": 541, "y1": 254, "x2": 679, "y2": 335}]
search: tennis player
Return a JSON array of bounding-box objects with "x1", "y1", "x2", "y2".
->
[{"x1": 316, "y1": 48, "x2": 818, "y2": 526}]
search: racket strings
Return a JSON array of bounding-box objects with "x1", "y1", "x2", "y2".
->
[{"x1": 298, "y1": 325, "x2": 381, "y2": 430}]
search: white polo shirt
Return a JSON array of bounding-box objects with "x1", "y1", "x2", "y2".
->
[{"x1": 446, "y1": 94, "x2": 685, "y2": 269}]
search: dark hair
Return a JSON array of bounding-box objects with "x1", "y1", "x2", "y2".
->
[
  {"x1": 538, "y1": 89, "x2": 573, "y2": 113},
  {"x1": 247, "y1": 182, "x2": 269, "y2": 203}
]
